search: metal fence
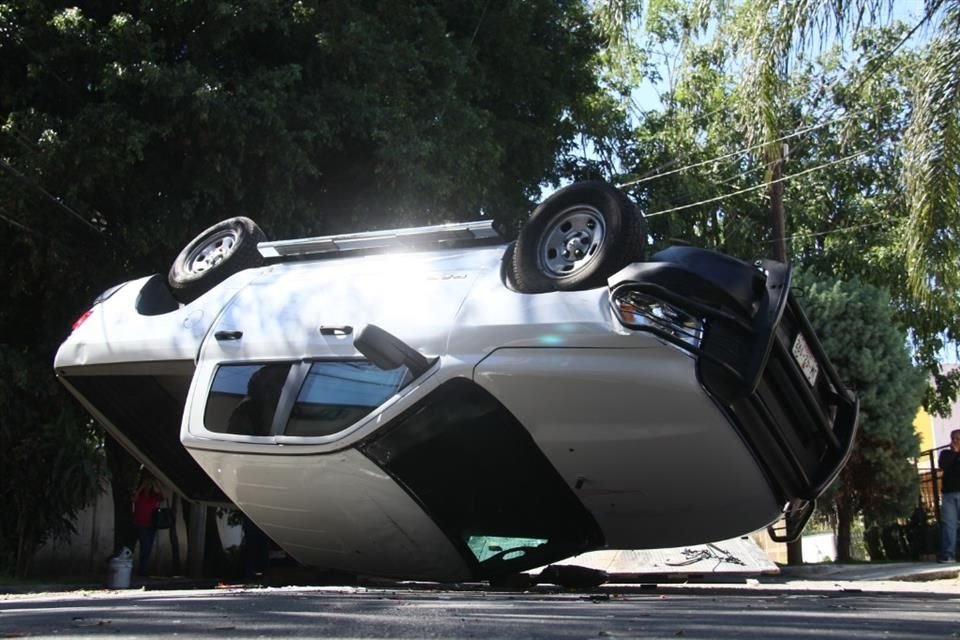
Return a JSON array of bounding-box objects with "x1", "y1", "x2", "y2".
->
[{"x1": 917, "y1": 444, "x2": 949, "y2": 527}]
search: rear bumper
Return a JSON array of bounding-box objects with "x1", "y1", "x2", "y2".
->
[{"x1": 609, "y1": 247, "x2": 858, "y2": 542}]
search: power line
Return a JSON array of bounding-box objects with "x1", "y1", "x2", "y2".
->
[
  {"x1": 779, "y1": 219, "x2": 891, "y2": 243},
  {"x1": 2, "y1": 127, "x2": 41, "y2": 155},
  {"x1": 709, "y1": 155, "x2": 781, "y2": 189},
  {"x1": 617, "y1": 115, "x2": 851, "y2": 189},
  {"x1": 0, "y1": 209, "x2": 97, "y2": 258},
  {"x1": 619, "y1": 104, "x2": 738, "y2": 182},
  {"x1": 0, "y1": 211, "x2": 36, "y2": 234},
  {"x1": 642, "y1": 148, "x2": 872, "y2": 218},
  {"x1": 0, "y1": 157, "x2": 108, "y2": 238}
]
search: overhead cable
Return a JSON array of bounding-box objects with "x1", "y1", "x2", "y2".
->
[
  {"x1": 779, "y1": 219, "x2": 891, "y2": 243},
  {"x1": 617, "y1": 115, "x2": 851, "y2": 189},
  {"x1": 0, "y1": 158, "x2": 108, "y2": 238},
  {"x1": 642, "y1": 148, "x2": 872, "y2": 218}
]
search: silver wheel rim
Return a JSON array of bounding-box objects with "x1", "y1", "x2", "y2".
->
[
  {"x1": 537, "y1": 205, "x2": 606, "y2": 279},
  {"x1": 185, "y1": 229, "x2": 239, "y2": 275}
]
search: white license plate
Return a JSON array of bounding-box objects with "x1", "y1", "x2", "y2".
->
[{"x1": 792, "y1": 333, "x2": 819, "y2": 387}]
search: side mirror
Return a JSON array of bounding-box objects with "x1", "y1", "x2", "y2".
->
[{"x1": 354, "y1": 324, "x2": 436, "y2": 378}]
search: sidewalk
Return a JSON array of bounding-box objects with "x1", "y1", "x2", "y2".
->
[{"x1": 774, "y1": 561, "x2": 960, "y2": 583}]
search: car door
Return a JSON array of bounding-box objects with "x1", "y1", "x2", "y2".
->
[{"x1": 174, "y1": 253, "x2": 484, "y2": 580}]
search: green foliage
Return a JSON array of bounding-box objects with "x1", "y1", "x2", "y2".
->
[
  {"x1": 794, "y1": 272, "x2": 926, "y2": 540},
  {"x1": 592, "y1": 3, "x2": 948, "y2": 558},
  {"x1": 0, "y1": 345, "x2": 103, "y2": 577},
  {"x1": 1, "y1": 0, "x2": 615, "y2": 292},
  {"x1": 901, "y1": 4, "x2": 960, "y2": 391}
]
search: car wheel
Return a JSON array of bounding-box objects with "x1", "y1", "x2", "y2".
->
[
  {"x1": 511, "y1": 181, "x2": 646, "y2": 292},
  {"x1": 168, "y1": 216, "x2": 265, "y2": 303}
]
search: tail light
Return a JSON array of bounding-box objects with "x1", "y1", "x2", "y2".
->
[
  {"x1": 70, "y1": 283, "x2": 127, "y2": 333},
  {"x1": 71, "y1": 309, "x2": 94, "y2": 331}
]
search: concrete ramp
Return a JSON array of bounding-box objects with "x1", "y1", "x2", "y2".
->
[{"x1": 537, "y1": 536, "x2": 779, "y2": 582}]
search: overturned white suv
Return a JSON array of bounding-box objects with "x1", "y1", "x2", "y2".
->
[{"x1": 55, "y1": 181, "x2": 857, "y2": 581}]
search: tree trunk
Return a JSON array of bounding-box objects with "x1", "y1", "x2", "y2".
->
[
  {"x1": 836, "y1": 501, "x2": 854, "y2": 562},
  {"x1": 786, "y1": 538, "x2": 803, "y2": 565},
  {"x1": 186, "y1": 501, "x2": 206, "y2": 578},
  {"x1": 203, "y1": 506, "x2": 229, "y2": 577},
  {"x1": 769, "y1": 151, "x2": 787, "y2": 262},
  {"x1": 168, "y1": 493, "x2": 181, "y2": 574},
  {"x1": 104, "y1": 437, "x2": 139, "y2": 553},
  {"x1": 864, "y1": 525, "x2": 884, "y2": 560},
  {"x1": 769, "y1": 143, "x2": 794, "y2": 563},
  {"x1": 15, "y1": 512, "x2": 34, "y2": 578}
]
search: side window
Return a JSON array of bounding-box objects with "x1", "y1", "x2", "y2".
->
[
  {"x1": 284, "y1": 361, "x2": 408, "y2": 437},
  {"x1": 204, "y1": 363, "x2": 291, "y2": 436}
]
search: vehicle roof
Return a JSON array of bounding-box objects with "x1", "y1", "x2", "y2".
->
[{"x1": 258, "y1": 220, "x2": 504, "y2": 260}]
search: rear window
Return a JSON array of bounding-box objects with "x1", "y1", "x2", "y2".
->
[
  {"x1": 203, "y1": 360, "x2": 407, "y2": 438},
  {"x1": 204, "y1": 363, "x2": 292, "y2": 435}
]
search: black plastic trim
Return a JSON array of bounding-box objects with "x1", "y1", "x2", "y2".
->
[
  {"x1": 359, "y1": 378, "x2": 605, "y2": 579},
  {"x1": 767, "y1": 499, "x2": 817, "y2": 543},
  {"x1": 609, "y1": 248, "x2": 858, "y2": 540},
  {"x1": 136, "y1": 274, "x2": 180, "y2": 316}
]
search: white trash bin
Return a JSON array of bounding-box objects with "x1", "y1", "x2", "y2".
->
[{"x1": 107, "y1": 547, "x2": 133, "y2": 589}]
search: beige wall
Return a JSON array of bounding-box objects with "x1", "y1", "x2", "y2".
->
[
  {"x1": 32, "y1": 484, "x2": 187, "y2": 578},
  {"x1": 749, "y1": 530, "x2": 787, "y2": 564}
]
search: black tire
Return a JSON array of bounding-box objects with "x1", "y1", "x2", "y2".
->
[
  {"x1": 537, "y1": 564, "x2": 609, "y2": 589},
  {"x1": 168, "y1": 216, "x2": 266, "y2": 303},
  {"x1": 511, "y1": 181, "x2": 646, "y2": 292},
  {"x1": 500, "y1": 241, "x2": 520, "y2": 292}
]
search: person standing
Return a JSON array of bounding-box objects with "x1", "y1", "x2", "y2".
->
[
  {"x1": 132, "y1": 472, "x2": 163, "y2": 576},
  {"x1": 939, "y1": 429, "x2": 960, "y2": 563}
]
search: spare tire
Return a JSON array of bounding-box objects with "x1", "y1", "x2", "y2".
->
[
  {"x1": 168, "y1": 216, "x2": 265, "y2": 303},
  {"x1": 511, "y1": 181, "x2": 646, "y2": 292}
]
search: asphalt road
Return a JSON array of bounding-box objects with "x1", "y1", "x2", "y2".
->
[{"x1": 2, "y1": 583, "x2": 959, "y2": 639}]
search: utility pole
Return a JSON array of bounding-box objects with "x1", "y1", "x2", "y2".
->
[
  {"x1": 769, "y1": 144, "x2": 787, "y2": 262},
  {"x1": 769, "y1": 141, "x2": 802, "y2": 565}
]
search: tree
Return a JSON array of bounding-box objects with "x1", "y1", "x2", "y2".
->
[
  {"x1": 0, "y1": 1, "x2": 625, "y2": 575},
  {"x1": 595, "y1": 0, "x2": 960, "y2": 411},
  {"x1": 793, "y1": 273, "x2": 926, "y2": 562},
  {"x1": 599, "y1": 11, "x2": 932, "y2": 560},
  {"x1": 0, "y1": 346, "x2": 103, "y2": 577}
]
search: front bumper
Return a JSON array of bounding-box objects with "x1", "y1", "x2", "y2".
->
[{"x1": 609, "y1": 247, "x2": 858, "y2": 542}]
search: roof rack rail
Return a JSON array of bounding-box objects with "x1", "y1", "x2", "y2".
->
[{"x1": 258, "y1": 220, "x2": 503, "y2": 259}]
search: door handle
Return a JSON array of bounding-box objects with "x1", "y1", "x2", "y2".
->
[
  {"x1": 214, "y1": 330, "x2": 243, "y2": 341},
  {"x1": 319, "y1": 325, "x2": 353, "y2": 336}
]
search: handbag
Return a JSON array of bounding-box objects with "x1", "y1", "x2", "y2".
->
[{"x1": 152, "y1": 505, "x2": 173, "y2": 530}]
